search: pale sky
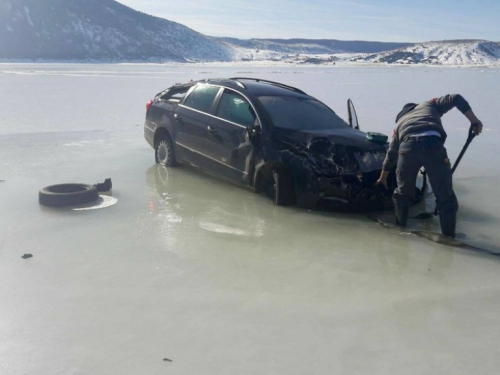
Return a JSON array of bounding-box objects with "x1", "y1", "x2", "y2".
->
[{"x1": 115, "y1": 0, "x2": 499, "y2": 42}]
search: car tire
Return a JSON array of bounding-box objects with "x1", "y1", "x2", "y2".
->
[
  {"x1": 155, "y1": 136, "x2": 177, "y2": 167},
  {"x1": 269, "y1": 167, "x2": 295, "y2": 206},
  {"x1": 39, "y1": 183, "x2": 99, "y2": 207}
]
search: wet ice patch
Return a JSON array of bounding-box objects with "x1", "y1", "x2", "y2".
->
[
  {"x1": 199, "y1": 221, "x2": 263, "y2": 237},
  {"x1": 63, "y1": 140, "x2": 105, "y2": 147},
  {"x1": 370, "y1": 173, "x2": 500, "y2": 254},
  {"x1": 199, "y1": 221, "x2": 248, "y2": 236},
  {"x1": 71, "y1": 195, "x2": 117, "y2": 211},
  {"x1": 161, "y1": 212, "x2": 182, "y2": 223}
]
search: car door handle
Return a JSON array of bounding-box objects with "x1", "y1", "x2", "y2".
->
[
  {"x1": 174, "y1": 114, "x2": 182, "y2": 121},
  {"x1": 207, "y1": 126, "x2": 217, "y2": 133}
]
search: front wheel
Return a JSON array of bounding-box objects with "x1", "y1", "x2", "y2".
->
[
  {"x1": 155, "y1": 136, "x2": 177, "y2": 167},
  {"x1": 267, "y1": 167, "x2": 295, "y2": 206}
]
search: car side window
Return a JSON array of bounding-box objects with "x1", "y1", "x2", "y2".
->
[
  {"x1": 216, "y1": 90, "x2": 256, "y2": 127},
  {"x1": 159, "y1": 86, "x2": 190, "y2": 103},
  {"x1": 183, "y1": 85, "x2": 220, "y2": 113}
]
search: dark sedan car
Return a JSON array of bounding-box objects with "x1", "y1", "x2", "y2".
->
[{"x1": 144, "y1": 78, "x2": 395, "y2": 211}]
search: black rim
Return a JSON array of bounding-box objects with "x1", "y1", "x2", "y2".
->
[{"x1": 157, "y1": 140, "x2": 171, "y2": 165}]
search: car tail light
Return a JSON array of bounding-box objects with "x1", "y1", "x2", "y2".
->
[{"x1": 146, "y1": 100, "x2": 153, "y2": 112}]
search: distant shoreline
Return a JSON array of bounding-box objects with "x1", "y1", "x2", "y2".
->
[{"x1": 0, "y1": 60, "x2": 498, "y2": 68}]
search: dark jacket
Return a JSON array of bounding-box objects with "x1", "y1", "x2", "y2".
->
[{"x1": 382, "y1": 94, "x2": 471, "y2": 171}]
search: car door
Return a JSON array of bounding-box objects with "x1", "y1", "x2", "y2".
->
[
  {"x1": 347, "y1": 98, "x2": 360, "y2": 130},
  {"x1": 204, "y1": 89, "x2": 257, "y2": 185},
  {"x1": 173, "y1": 84, "x2": 221, "y2": 167}
]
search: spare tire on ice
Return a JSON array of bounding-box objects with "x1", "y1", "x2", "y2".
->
[{"x1": 39, "y1": 183, "x2": 99, "y2": 207}]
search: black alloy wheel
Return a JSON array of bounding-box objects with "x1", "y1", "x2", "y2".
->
[
  {"x1": 267, "y1": 167, "x2": 295, "y2": 206},
  {"x1": 155, "y1": 136, "x2": 177, "y2": 167}
]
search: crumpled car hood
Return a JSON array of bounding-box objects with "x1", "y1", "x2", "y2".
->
[
  {"x1": 272, "y1": 127, "x2": 388, "y2": 152},
  {"x1": 273, "y1": 127, "x2": 388, "y2": 174}
]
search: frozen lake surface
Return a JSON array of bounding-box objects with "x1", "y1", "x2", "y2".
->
[{"x1": 1, "y1": 63, "x2": 500, "y2": 374}]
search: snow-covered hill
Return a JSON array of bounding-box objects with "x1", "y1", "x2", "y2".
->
[
  {"x1": 0, "y1": 0, "x2": 233, "y2": 61},
  {"x1": 352, "y1": 40, "x2": 500, "y2": 66}
]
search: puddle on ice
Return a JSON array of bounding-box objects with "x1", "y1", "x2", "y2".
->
[{"x1": 369, "y1": 174, "x2": 500, "y2": 254}]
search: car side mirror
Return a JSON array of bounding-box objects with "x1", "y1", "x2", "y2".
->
[
  {"x1": 247, "y1": 121, "x2": 261, "y2": 145},
  {"x1": 252, "y1": 122, "x2": 262, "y2": 134}
]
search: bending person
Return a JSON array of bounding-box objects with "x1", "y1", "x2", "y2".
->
[{"x1": 376, "y1": 94, "x2": 483, "y2": 238}]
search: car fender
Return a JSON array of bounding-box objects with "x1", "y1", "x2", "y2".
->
[
  {"x1": 152, "y1": 106, "x2": 181, "y2": 150},
  {"x1": 253, "y1": 147, "x2": 319, "y2": 198}
]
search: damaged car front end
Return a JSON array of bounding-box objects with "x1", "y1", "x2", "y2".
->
[
  {"x1": 273, "y1": 131, "x2": 394, "y2": 211},
  {"x1": 253, "y1": 94, "x2": 395, "y2": 211}
]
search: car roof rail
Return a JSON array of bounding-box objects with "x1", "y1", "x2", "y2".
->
[{"x1": 229, "y1": 77, "x2": 307, "y2": 95}]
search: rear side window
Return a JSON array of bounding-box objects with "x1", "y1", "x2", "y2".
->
[
  {"x1": 159, "y1": 86, "x2": 190, "y2": 102},
  {"x1": 183, "y1": 85, "x2": 220, "y2": 113},
  {"x1": 216, "y1": 90, "x2": 255, "y2": 127}
]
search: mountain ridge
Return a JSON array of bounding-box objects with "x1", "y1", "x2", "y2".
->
[{"x1": 0, "y1": 0, "x2": 499, "y2": 66}]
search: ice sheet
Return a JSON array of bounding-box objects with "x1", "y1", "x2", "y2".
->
[{"x1": 1, "y1": 63, "x2": 500, "y2": 375}]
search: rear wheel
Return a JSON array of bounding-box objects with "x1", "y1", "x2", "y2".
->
[
  {"x1": 266, "y1": 167, "x2": 295, "y2": 206},
  {"x1": 155, "y1": 135, "x2": 177, "y2": 167}
]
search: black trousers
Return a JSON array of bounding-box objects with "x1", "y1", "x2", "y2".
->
[{"x1": 393, "y1": 136, "x2": 458, "y2": 236}]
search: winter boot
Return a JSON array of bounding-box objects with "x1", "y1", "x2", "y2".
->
[
  {"x1": 439, "y1": 210, "x2": 457, "y2": 238},
  {"x1": 394, "y1": 202, "x2": 409, "y2": 227}
]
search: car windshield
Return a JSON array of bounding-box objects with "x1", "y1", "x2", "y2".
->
[{"x1": 257, "y1": 95, "x2": 349, "y2": 130}]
